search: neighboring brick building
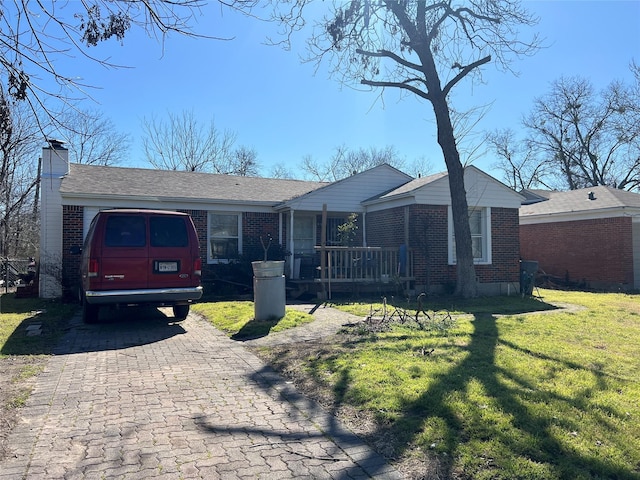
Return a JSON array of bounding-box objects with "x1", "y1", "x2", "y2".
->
[
  {"x1": 520, "y1": 187, "x2": 640, "y2": 291},
  {"x1": 40, "y1": 142, "x2": 524, "y2": 299}
]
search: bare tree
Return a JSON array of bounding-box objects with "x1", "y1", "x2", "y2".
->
[
  {"x1": 0, "y1": 89, "x2": 42, "y2": 260},
  {"x1": 270, "y1": 162, "x2": 295, "y2": 179},
  {"x1": 406, "y1": 155, "x2": 435, "y2": 179},
  {"x1": 523, "y1": 70, "x2": 640, "y2": 191},
  {"x1": 301, "y1": 144, "x2": 404, "y2": 181},
  {"x1": 231, "y1": 146, "x2": 261, "y2": 176},
  {"x1": 0, "y1": 1, "x2": 251, "y2": 127},
  {"x1": 300, "y1": 154, "x2": 330, "y2": 182},
  {"x1": 141, "y1": 110, "x2": 237, "y2": 172},
  {"x1": 256, "y1": 1, "x2": 539, "y2": 296},
  {"x1": 486, "y1": 129, "x2": 552, "y2": 191},
  {"x1": 57, "y1": 108, "x2": 131, "y2": 165}
]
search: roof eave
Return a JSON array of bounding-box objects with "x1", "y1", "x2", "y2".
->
[
  {"x1": 362, "y1": 191, "x2": 415, "y2": 206},
  {"x1": 60, "y1": 192, "x2": 279, "y2": 207},
  {"x1": 519, "y1": 205, "x2": 640, "y2": 222}
]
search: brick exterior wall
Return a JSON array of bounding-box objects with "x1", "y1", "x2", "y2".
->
[
  {"x1": 409, "y1": 204, "x2": 456, "y2": 289},
  {"x1": 367, "y1": 205, "x2": 520, "y2": 292},
  {"x1": 243, "y1": 212, "x2": 286, "y2": 260},
  {"x1": 60, "y1": 204, "x2": 521, "y2": 297},
  {"x1": 61, "y1": 205, "x2": 84, "y2": 299},
  {"x1": 178, "y1": 208, "x2": 208, "y2": 269},
  {"x1": 478, "y1": 208, "x2": 520, "y2": 285},
  {"x1": 367, "y1": 206, "x2": 407, "y2": 248},
  {"x1": 520, "y1": 216, "x2": 634, "y2": 289}
]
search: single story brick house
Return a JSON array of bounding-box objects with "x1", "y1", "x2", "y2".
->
[
  {"x1": 520, "y1": 186, "x2": 640, "y2": 291},
  {"x1": 39, "y1": 142, "x2": 524, "y2": 299}
]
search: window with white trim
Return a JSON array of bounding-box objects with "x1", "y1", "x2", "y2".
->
[
  {"x1": 449, "y1": 207, "x2": 492, "y2": 264},
  {"x1": 208, "y1": 213, "x2": 241, "y2": 263}
]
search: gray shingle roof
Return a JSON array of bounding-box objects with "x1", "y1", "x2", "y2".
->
[
  {"x1": 520, "y1": 186, "x2": 640, "y2": 217},
  {"x1": 377, "y1": 171, "x2": 448, "y2": 198},
  {"x1": 59, "y1": 163, "x2": 327, "y2": 204},
  {"x1": 360, "y1": 171, "x2": 448, "y2": 204}
]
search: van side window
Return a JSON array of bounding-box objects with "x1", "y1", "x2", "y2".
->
[
  {"x1": 105, "y1": 216, "x2": 147, "y2": 247},
  {"x1": 150, "y1": 217, "x2": 188, "y2": 247}
]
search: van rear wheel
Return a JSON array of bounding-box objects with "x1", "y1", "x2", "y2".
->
[
  {"x1": 173, "y1": 305, "x2": 189, "y2": 320},
  {"x1": 82, "y1": 296, "x2": 99, "y2": 324}
]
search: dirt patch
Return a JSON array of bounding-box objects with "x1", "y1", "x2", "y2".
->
[{"x1": 0, "y1": 355, "x2": 47, "y2": 461}]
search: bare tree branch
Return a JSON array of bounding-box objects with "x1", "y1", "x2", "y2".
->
[
  {"x1": 141, "y1": 110, "x2": 237, "y2": 172},
  {"x1": 523, "y1": 72, "x2": 640, "y2": 191}
]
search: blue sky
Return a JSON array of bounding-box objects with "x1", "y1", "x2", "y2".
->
[{"x1": 57, "y1": 1, "x2": 640, "y2": 179}]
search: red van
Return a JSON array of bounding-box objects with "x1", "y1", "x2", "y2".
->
[{"x1": 79, "y1": 209, "x2": 203, "y2": 323}]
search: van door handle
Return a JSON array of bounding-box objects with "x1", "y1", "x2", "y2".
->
[{"x1": 104, "y1": 275, "x2": 125, "y2": 280}]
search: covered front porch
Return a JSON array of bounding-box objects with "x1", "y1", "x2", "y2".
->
[{"x1": 287, "y1": 245, "x2": 415, "y2": 299}]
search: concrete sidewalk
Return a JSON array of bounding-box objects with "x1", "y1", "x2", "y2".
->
[{"x1": 0, "y1": 307, "x2": 402, "y2": 479}]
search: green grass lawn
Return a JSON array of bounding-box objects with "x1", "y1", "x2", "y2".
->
[
  {"x1": 198, "y1": 290, "x2": 640, "y2": 479},
  {"x1": 191, "y1": 301, "x2": 314, "y2": 339},
  {"x1": 0, "y1": 293, "x2": 78, "y2": 439},
  {"x1": 0, "y1": 294, "x2": 77, "y2": 357},
  {"x1": 331, "y1": 290, "x2": 640, "y2": 479},
  {"x1": 3, "y1": 289, "x2": 638, "y2": 479}
]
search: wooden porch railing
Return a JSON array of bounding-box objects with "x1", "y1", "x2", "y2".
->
[{"x1": 313, "y1": 246, "x2": 414, "y2": 283}]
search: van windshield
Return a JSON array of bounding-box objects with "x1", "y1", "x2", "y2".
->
[
  {"x1": 105, "y1": 216, "x2": 146, "y2": 247},
  {"x1": 150, "y1": 217, "x2": 188, "y2": 247}
]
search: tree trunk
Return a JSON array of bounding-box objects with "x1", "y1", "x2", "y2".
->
[{"x1": 432, "y1": 95, "x2": 478, "y2": 298}]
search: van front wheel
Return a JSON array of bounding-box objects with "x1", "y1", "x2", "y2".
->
[{"x1": 173, "y1": 305, "x2": 189, "y2": 320}]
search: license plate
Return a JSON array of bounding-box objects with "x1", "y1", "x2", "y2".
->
[{"x1": 157, "y1": 261, "x2": 178, "y2": 272}]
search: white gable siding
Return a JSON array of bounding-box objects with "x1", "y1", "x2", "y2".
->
[
  {"x1": 412, "y1": 175, "x2": 451, "y2": 205},
  {"x1": 282, "y1": 165, "x2": 411, "y2": 212},
  {"x1": 413, "y1": 167, "x2": 522, "y2": 208}
]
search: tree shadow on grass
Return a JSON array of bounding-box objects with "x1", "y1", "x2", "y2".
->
[
  {"x1": 376, "y1": 313, "x2": 637, "y2": 479},
  {"x1": 260, "y1": 307, "x2": 637, "y2": 478}
]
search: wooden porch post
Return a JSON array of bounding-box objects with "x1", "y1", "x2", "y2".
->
[
  {"x1": 289, "y1": 210, "x2": 295, "y2": 278},
  {"x1": 320, "y1": 204, "x2": 328, "y2": 300}
]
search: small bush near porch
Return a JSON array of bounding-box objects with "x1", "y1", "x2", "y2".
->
[{"x1": 203, "y1": 290, "x2": 640, "y2": 479}]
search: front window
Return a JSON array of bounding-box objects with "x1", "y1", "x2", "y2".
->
[
  {"x1": 469, "y1": 209, "x2": 484, "y2": 259},
  {"x1": 449, "y1": 207, "x2": 491, "y2": 264},
  {"x1": 293, "y1": 216, "x2": 315, "y2": 254},
  {"x1": 208, "y1": 213, "x2": 241, "y2": 262}
]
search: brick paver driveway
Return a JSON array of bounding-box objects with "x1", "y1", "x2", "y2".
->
[{"x1": 0, "y1": 308, "x2": 402, "y2": 479}]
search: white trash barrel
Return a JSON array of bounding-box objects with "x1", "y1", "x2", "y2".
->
[{"x1": 253, "y1": 275, "x2": 286, "y2": 321}]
